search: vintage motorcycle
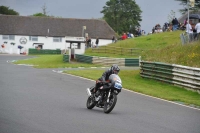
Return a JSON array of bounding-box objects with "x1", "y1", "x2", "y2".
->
[{"x1": 86, "y1": 74, "x2": 122, "y2": 114}]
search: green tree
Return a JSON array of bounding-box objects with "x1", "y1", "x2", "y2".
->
[
  {"x1": 32, "y1": 13, "x2": 48, "y2": 17},
  {"x1": 167, "y1": 10, "x2": 176, "y2": 23},
  {"x1": 175, "y1": 0, "x2": 200, "y2": 14},
  {"x1": 31, "y1": 4, "x2": 61, "y2": 18},
  {"x1": 101, "y1": 0, "x2": 142, "y2": 34},
  {"x1": 0, "y1": 6, "x2": 19, "y2": 15},
  {"x1": 32, "y1": 4, "x2": 49, "y2": 17}
]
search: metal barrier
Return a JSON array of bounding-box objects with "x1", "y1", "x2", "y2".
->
[
  {"x1": 63, "y1": 54, "x2": 70, "y2": 63},
  {"x1": 140, "y1": 61, "x2": 200, "y2": 93},
  {"x1": 75, "y1": 54, "x2": 93, "y2": 63}
]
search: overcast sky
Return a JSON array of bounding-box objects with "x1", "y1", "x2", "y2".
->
[{"x1": 1, "y1": 0, "x2": 183, "y2": 33}]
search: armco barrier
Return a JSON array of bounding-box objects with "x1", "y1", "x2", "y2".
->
[
  {"x1": 63, "y1": 54, "x2": 69, "y2": 62},
  {"x1": 92, "y1": 57, "x2": 125, "y2": 66},
  {"x1": 140, "y1": 61, "x2": 200, "y2": 93},
  {"x1": 125, "y1": 58, "x2": 139, "y2": 66},
  {"x1": 75, "y1": 54, "x2": 139, "y2": 67},
  {"x1": 75, "y1": 54, "x2": 93, "y2": 64}
]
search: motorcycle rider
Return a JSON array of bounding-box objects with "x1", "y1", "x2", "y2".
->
[{"x1": 93, "y1": 64, "x2": 120, "y2": 97}]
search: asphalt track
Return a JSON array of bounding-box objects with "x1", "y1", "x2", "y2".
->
[{"x1": 0, "y1": 54, "x2": 200, "y2": 133}]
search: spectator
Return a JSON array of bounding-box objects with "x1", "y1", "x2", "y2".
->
[
  {"x1": 186, "y1": 20, "x2": 193, "y2": 42},
  {"x1": 87, "y1": 37, "x2": 91, "y2": 47},
  {"x1": 142, "y1": 30, "x2": 146, "y2": 35},
  {"x1": 152, "y1": 27, "x2": 155, "y2": 34},
  {"x1": 184, "y1": 18, "x2": 188, "y2": 26},
  {"x1": 85, "y1": 37, "x2": 89, "y2": 48},
  {"x1": 112, "y1": 36, "x2": 115, "y2": 43},
  {"x1": 137, "y1": 28, "x2": 142, "y2": 36},
  {"x1": 121, "y1": 33, "x2": 127, "y2": 40},
  {"x1": 163, "y1": 22, "x2": 169, "y2": 32},
  {"x1": 195, "y1": 19, "x2": 200, "y2": 40},
  {"x1": 130, "y1": 33, "x2": 134, "y2": 38},
  {"x1": 155, "y1": 24, "x2": 162, "y2": 33},
  {"x1": 172, "y1": 18, "x2": 179, "y2": 31},
  {"x1": 95, "y1": 37, "x2": 99, "y2": 48},
  {"x1": 127, "y1": 32, "x2": 131, "y2": 38}
]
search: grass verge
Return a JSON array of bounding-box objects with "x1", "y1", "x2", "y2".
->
[{"x1": 14, "y1": 55, "x2": 102, "y2": 68}]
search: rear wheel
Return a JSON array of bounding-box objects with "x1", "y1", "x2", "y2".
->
[
  {"x1": 104, "y1": 94, "x2": 117, "y2": 114},
  {"x1": 86, "y1": 96, "x2": 96, "y2": 109}
]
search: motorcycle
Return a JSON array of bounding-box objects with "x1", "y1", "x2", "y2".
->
[{"x1": 86, "y1": 74, "x2": 122, "y2": 114}]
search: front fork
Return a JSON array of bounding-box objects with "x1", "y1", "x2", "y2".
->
[{"x1": 107, "y1": 90, "x2": 111, "y2": 103}]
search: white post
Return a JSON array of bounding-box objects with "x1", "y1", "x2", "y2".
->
[{"x1": 139, "y1": 56, "x2": 141, "y2": 67}]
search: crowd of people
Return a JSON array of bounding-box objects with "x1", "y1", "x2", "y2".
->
[
  {"x1": 85, "y1": 36, "x2": 99, "y2": 48},
  {"x1": 151, "y1": 17, "x2": 200, "y2": 41},
  {"x1": 85, "y1": 17, "x2": 200, "y2": 48},
  {"x1": 185, "y1": 19, "x2": 200, "y2": 41},
  {"x1": 114, "y1": 28, "x2": 146, "y2": 42}
]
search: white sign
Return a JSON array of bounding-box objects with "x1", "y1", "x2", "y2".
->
[{"x1": 19, "y1": 37, "x2": 27, "y2": 44}]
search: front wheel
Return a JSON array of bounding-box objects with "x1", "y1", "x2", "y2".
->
[
  {"x1": 104, "y1": 94, "x2": 117, "y2": 114},
  {"x1": 86, "y1": 96, "x2": 96, "y2": 109}
]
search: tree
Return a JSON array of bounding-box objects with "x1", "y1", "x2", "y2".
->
[
  {"x1": 101, "y1": 0, "x2": 142, "y2": 34},
  {"x1": 0, "y1": 6, "x2": 19, "y2": 15},
  {"x1": 32, "y1": 4, "x2": 49, "y2": 17},
  {"x1": 32, "y1": 13, "x2": 48, "y2": 17},
  {"x1": 32, "y1": 4, "x2": 61, "y2": 18},
  {"x1": 167, "y1": 10, "x2": 176, "y2": 23},
  {"x1": 175, "y1": 0, "x2": 200, "y2": 14}
]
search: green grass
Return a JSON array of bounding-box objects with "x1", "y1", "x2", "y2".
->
[
  {"x1": 141, "y1": 41, "x2": 200, "y2": 67},
  {"x1": 64, "y1": 69, "x2": 200, "y2": 107},
  {"x1": 85, "y1": 31, "x2": 182, "y2": 57},
  {"x1": 14, "y1": 55, "x2": 102, "y2": 68}
]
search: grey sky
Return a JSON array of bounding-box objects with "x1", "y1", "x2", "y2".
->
[{"x1": 1, "y1": 0, "x2": 183, "y2": 33}]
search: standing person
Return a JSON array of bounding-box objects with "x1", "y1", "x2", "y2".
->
[
  {"x1": 186, "y1": 20, "x2": 193, "y2": 42},
  {"x1": 95, "y1": 37, "x2": 99, "y2": 48},
  {"x1": 112, "y1": 36, "x2": 115, "y2": 43},
  {"x1": 152, "y1": 27, "x2": 155, "y2": 34},
  {"x1": 85, "y1": 37, "x2": 89, "y2": 48},
  {"x1": 172, "y1": 18, "x2": 179, "y2": 31},
  {"x1": 195, "y1": 19, "x2": 200, "y2": 40},
  {"x1": 87, "y1": 37, "x2": 91, "y2": 48}
]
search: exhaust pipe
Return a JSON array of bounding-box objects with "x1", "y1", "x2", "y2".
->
[{"x1": 86, "y1": 88, "x2": 91, "y2": 96}]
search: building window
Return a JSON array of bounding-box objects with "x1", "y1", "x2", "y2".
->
[
  {"x1": 29, "y1": 36, "x2": 38, "y2": 41},
  {"x1": 2, "y1": 35, "x2": 15, "y2": 40},
  {"x1": 53, "y1": 37, "x2": 62, "y2": 42}
]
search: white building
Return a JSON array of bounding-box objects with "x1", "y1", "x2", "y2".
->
[{"x1": 0, "y1": 15, "x2": 116, "y2": 54}]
